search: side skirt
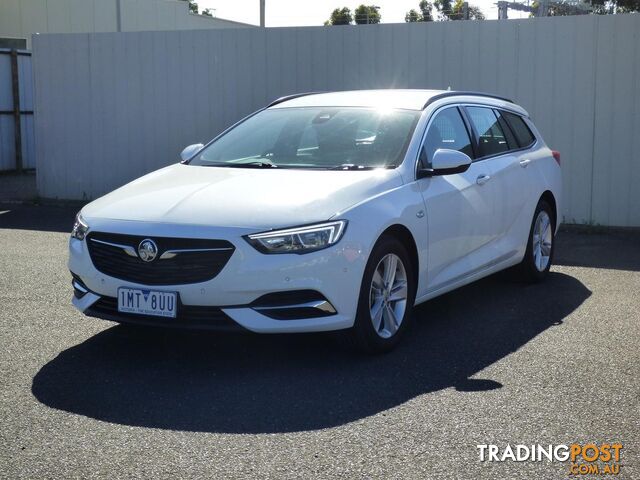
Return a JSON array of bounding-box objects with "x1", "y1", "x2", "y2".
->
[{"x1": 414, "y1": 253, "x2": 522, "y2": 306}]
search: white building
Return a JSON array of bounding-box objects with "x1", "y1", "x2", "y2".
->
[{"x1": 0, "y1": 0, "x2": 253, "y2": 49}]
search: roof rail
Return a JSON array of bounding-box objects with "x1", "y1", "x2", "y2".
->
[
  {"x1": 423, "y1": 91, "x2": 514, "y2": 109},
  {"x1": 267, "y1": 92, "x2": 324, "y2": 108}
]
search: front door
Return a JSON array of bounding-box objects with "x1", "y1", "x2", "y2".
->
[{"x1": 418, "y1": 106, "x2": 500, "y2": 292}]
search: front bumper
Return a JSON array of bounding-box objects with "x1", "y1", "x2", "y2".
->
[
  {"x1": 77, "y1": 292, "x2": 246, "y2": 332},
  {"x1": 69, "y1": 219, "x2": 369, "y2": 333}
]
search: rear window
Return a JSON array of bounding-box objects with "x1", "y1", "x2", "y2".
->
[{"x1": 502, "y1": 111, "x2": 536, "y2": 148}]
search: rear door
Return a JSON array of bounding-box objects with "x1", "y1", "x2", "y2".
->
[{"x1": 464, "y1": 106, "x2": 532, "y2": 247}]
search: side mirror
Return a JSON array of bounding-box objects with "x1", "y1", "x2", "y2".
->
[
  {"x1": 417, "y1": 148, "x2": 472, "y2": 178},
  {"x1": 180, "y1": 143, "x2": 204, "y2": 162}
]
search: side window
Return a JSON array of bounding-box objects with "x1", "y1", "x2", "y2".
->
[
  {"x1": 493, "y1": 110, "x2": 518, "y2": 150},
  {"x1": 466, "y1": 106, "x2": 509, "y2": 158},
  {"x1": 422, "y1": 107, "x2": 473, "y2": 168},
  {"x1": 502, "y1": 111, "x2": 536, "y2": 148}
]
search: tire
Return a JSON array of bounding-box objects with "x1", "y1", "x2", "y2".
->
[
  {"x1": 516, "y1": 200, "x2": 555, "y2": 283},
  {"x1": 342, "y1": 234, "x2": 417, "y2": 353}
]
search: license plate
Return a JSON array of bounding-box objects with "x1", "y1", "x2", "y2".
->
[{"x1": 117, "y1": 287, "x2": 177, "y2": 318}]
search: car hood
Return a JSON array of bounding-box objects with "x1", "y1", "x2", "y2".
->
[{"x1": 83, "y1": 164, "x2": 403, "y2": 229}]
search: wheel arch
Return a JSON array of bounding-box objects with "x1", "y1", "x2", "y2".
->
[
  {"x1": 540, "y1": 190, "x2": 558, "y2": 229},
  {"x1": 380, "y1": 224, "x2": 419, "y2": 282}
]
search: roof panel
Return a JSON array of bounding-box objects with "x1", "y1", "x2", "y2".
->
[{"x1": 269, "y1": 89, "x2": 445, "y2": 111}]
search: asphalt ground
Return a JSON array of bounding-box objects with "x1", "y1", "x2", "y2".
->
[{"x1": 0, "y1": 204, "x2": 638, "y2": 479}]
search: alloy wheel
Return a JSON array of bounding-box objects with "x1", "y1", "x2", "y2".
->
[
  {"x1": 532, "y1": 210, "x2": 552, "y2": 272},
  {"x1": 369, "y1": 253, "x2": 408, "y2": 339}
]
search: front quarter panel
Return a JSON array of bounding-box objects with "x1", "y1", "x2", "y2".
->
[{"x1": 334, "y1": 181, "x2": 429, "y2": 300}]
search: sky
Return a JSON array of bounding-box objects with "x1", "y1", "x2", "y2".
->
[{"x1": 197, "y1": 0, "x2": 531, "y2": 26}]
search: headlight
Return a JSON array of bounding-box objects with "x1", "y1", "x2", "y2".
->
[
  {"x1": 71, "y1": 212, "x2": 89, "y2": 240},
  {"x1": 245, "y1": 220, "x2": 347, "y2": 254}
]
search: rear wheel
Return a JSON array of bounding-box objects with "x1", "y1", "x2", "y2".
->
[
  {"x1": 343, "y1": 235, "x2": 416, "y2": 353},
  {"x1": 516, "y1": 200, "x2": 555, "y2": 282}
]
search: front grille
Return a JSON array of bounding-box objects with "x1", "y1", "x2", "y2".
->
[
  {"x1": 86, "y1": 296, "x2": 242, "y2": 331},
  {"x1": 86, "y1": 232, "x2": 235, "y2": 285}
]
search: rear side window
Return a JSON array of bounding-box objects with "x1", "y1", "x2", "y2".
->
[
  {"x1": 465, "y1": 106, "x2": 509, "y2": 158},
  {"x1": 502, "y1": 111, "x2": 536, "y2": 148},
  {"x1": 493, "y1": 110, "x2": 518, "y2": 149}
]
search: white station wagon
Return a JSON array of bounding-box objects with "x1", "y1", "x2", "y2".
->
[{"x1": 69, "y1": 90, "x2": 561, "y2": 352}]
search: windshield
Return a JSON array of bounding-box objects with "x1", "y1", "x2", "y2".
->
[{"x1": 189, "y1": 107, "x2": 420, "y2": 170}]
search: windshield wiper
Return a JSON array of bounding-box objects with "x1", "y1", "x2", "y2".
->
[
  {"x1": 329, "y1": 164, "x2": 371, "y2": 171},
  {"x1": 329, "y1": 164, "x2": 396, "y2": 170},
  {"x1": 198, "y1": 160, "x2": 278, "y2": 168},
  {"x1": 227, "y1": 161, "x2": 278, "y2": 169}
]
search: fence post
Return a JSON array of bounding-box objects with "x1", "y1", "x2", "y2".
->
[{"x1": 10, "y1": 49, "x2": 23, "y2": 172}]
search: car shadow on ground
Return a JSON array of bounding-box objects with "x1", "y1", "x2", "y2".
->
[{"x1": 32, "y1": 272, "x2": 590, "y2": 434}]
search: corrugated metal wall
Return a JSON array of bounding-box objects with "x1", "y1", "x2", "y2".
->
[
  {"x1": 0, "y1": 50, "x2": 35, "y2": 171},
  {"x1": 33, "y1": 14, "x2": 640, "y2": 226},
  {"x1": 0, "y1": 0, "x2": 252, "y2": 49}
]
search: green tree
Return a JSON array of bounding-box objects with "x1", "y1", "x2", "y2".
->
[
  {"x1": 549, "y1": 2, "x2": 588, "y2": 15},
  {"x1": 530, "y1": 0, "x2": 586, "y2": 15},
  {"x1": 451, "y1": 0, "x2": 485, "y2": 19},
  {"x1": 327, "y1": 7, "x2": 354, "y2": 25},
  {"x1": 201, "y1": 8, "x2": 214, "y2": 17},
  {"x1": 419, "y1": 0, "x2": 435, "y2": 20},
  {"x1": 179, "y1": 0, "x2": 199, "y2": 15},
  {"x1": 354, "y1": 4, "x2": 382, "y2": 24},
  {"x1": 433, "y1": 0, "x2": 452, "y2": 18},
  {"x1": 405, "y1": 1, "x2": 434, "y2": 21},
  {"x1": 607, "y1": 0, "x2": 640, "y2": 12},
  {"x1": 435, "y1": 0, "x2": 485, "y2": 19},
  {"x1": 539, "y1": 0, "x2": 639, "y2": 15},
  {"x1": 528, "y1": 0, "x2": 639, "y2": 16},
  {"x1": 467, "y1": 5, "x2": 485, "y2": 19},
  {"x1": 405, "y1": 9, "x2": 421, "y2": 21}
]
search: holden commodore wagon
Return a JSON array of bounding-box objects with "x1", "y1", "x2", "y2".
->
[{"x1": 69, "y1": 89, "x2": 561, "y2": 352}]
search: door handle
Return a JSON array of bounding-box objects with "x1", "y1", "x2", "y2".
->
[
  {"x1": 519, "y1": 159, "x2": 531, "y2": 168},
  {"x1": 476, "y1": 174, "x2": 491, "y2": 186}
]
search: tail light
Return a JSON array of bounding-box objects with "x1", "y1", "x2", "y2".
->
[{"x1": 551, "y1": 150, "x2": 561, "y2": 166}]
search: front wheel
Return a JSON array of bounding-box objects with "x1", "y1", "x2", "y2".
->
[
  {"x1": 516, "y1": 200, "x2": 555, "y2": 282},
  {"x1": 343, "y1": 235, "x2": 417, "y2": 353}
]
